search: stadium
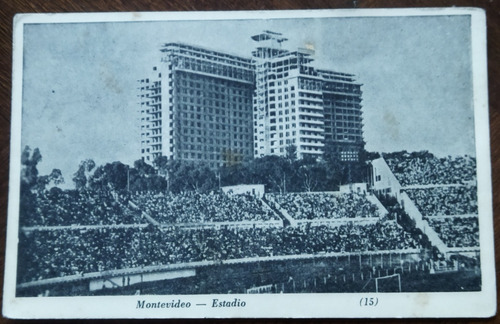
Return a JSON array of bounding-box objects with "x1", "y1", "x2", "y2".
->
[{"x1": 16, "y1": 151, "x2": 481, "y2": 297}]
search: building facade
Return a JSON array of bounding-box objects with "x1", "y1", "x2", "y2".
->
[
  {"x1": 139, "y1": 32, "x2": 364, "y2": 166},
  {"x1": 367, "y1": 157, "x2": 402, "y2": 201},
  {"x1": 252, "y1": 31, "x2": 364, "y2": 161},
  {"x1": 139, "y1": 43, "x2": 255, "y2": 167}
]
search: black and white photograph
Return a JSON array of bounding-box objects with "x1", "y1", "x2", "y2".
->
[{"x1": 3, "y1": 8, "x2": 495, "y2": 318}]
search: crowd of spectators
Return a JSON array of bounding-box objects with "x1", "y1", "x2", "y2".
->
[
  {"x1": 426, "y1": 217, "x2": 479, "y2": 248},
  {"x1": 405, "y1": 186, "x2": 478, "y2": 216},
  {"x1": 21, "y1": 190, "x2": 137, "y2": 227},
  {"x1": 383, "y1": 153, "x2": 480, "y2": 250},
  {"x1": 132, "y1": 191, "x2": 279, "y2": 223},
  {"x1": 269, "y1": 193, "x2": 379, "y2": 220},
  {"x1": 385, "y1": 155, "x2": 476, "y2": 186},
  {"x1": 18, "y1": 221, "x2": 418, "y2": 283},
  {"x1": 17, "y1": 150, "x2": 480, "y2": 287}
]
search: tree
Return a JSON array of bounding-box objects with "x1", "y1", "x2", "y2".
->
[
  {"x1": 90, "y1": 161, "x2": 128, "y2": 191},
  {"x1": 20, "y1": 146, "x2": 42, "y2": 188},
  {"x1": 285, "y1": 144, "x2": 297, "y2": 162},
  {"x1": 19, "y1": 147, "x2": 66, "y2": 226},
  {"x1": 153, "y1": 156, "x2": 170, "y2": 174},
  {"x1": 35, "y1": 168, "x2": 64, "y2": 192},
  {"x1": 360, "y1": 150, "x2": 380, "y2": 162},
  {"x1": 126, "y1": 158, "x2": 168, "y2": 192},
  {"x1": 321, "y1": 139, "x2": 339, "y2": 166},
  {"x1": 19, "y1": 146, "x2": 42, "y2": 227},
  {"x1": 251, "y1": 155, "x2": 291, "y2": 193},
  {"x1": 154, "y1": 156, "x2": 183, "y2": 192},
  {"x1": 170, "y1": 162, "x2": 216, "y2": 193},
  {"x1": 220, "y1": 162, "x2": 251, "y2": 187},
  {"x1": 133, "y1": 159, "x2": 156, "y2": 177},
  {"x1": 318, "y1": 143, "x2": 343, "y2": 190},
  {"x1": 297, "y1": 163, "x2": 324, "y2": 192},
  {"x1": 73, "y1": 159, "x2": 96, "y2": 190},
  {"x1": 20, "y1": 146, "x2": 65, "y2": 193}
]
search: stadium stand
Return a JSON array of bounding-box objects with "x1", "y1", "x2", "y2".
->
[
  {"x1": 17, "y1": 220, "x2": 418, "y2": 283},
  {"x1": 268, "y1": 192, "x2": 380, "y2": 220},
  {"x1": 383, "y1": 154, "x2": 479, "y2": 251},
  {"x1": 20, "y1": 190, "x2": 137, "y2": 227},
  {"x1": 384, "y1": 154, "x2": 476, "y2": 186},
  {"x1": 132, "y1": 191, "x2": 279, "y2": 223},
  {"x1": 16, "y1": 153, "x2": 479, "y2": 292},
  {"x1": 405, "y1": 186, "x2": 478, "y2": 216},
  {"x1": 426, "y1": 217, "x2": 479, "y2": 248}
]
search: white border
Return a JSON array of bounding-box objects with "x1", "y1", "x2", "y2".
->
[{"x1": 3, "y1": 8, "x2": 495, "y2": 319}]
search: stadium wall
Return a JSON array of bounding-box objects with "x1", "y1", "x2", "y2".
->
[
  {"x1": 369, "y1": 158, "x2": 402, "y2": 201},
  {"x1": 400, "y1": 192, "x2": 448, "y2": 255}
]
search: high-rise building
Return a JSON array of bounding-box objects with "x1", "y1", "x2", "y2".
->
[
  {"x1": 138, "y1": 43, "x2": 255, "y2": 167},
  {"x1": 139, "y1": 32, "x2": 364, "y2": 166},
  {"x1": 252, "y1": 31, "x2": 364, "y2": 161},
  {"x1": 320, "y1": 69, "x2": 364, "y2": 162}
]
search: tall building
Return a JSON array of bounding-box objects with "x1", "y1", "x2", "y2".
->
[
  {"x1": 252, "y1": 31, "x2": 364, "y2": 161},
  {"x1": 139, "y1": 32, "x2": 364, "y2": 166},
  {"x1": 320, "y1": 69, "x2": 364, "y2": 162},
  {"x1": 138, "y1": 43, "x2": 255, "y2": 167}
]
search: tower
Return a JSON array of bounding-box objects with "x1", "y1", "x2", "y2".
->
[{"x1": 251, "y1": 31, "x2": 364, "y2": 161}]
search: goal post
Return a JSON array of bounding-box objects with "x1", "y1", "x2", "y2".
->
[{"x1": 375, "y1": 273, "x2": 401, "y2": 293}]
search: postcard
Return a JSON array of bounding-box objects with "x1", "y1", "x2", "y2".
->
[{"x1": 3, "y1": 8, "x2": 495, "y2": 318}]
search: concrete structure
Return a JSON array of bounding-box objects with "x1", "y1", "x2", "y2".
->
[
  {"x1": 139, "y1": 32, "x2": 365, "y2": 166},
  {"x1": 251, "y1": 30, "x2": 364, "y2": 161},
  {"x1": 367, "y1": 157, "x2": 457, "y2": 257},
  {"x1": 139, "y1": 43, "x2": 255, "y2": 167},
  {"x1": 367, "y1": 157, "x2": 403, "y2": 201},
  {"x1": 339, "y1": 182, "x2": 368, "y2": 195}
]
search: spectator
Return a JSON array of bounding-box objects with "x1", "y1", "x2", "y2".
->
[
  {"x1": 269, "y1": 192, "x2": 379, "y2": 220},
  {"x1": 405, "y1": 186, "x2": 478, "y2": 216},
  {"x1": 384, "y1": 154, "x2": 476, "y2": 186}
]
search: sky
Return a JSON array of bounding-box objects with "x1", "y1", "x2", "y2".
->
[{"x1": 20, "y1": 14, "x2": 475, "y2": 184}]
